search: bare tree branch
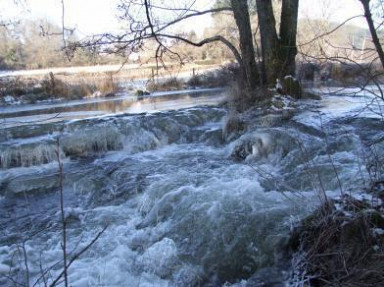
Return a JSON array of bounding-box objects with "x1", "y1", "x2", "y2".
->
[
  {"x1": 156, "y1": 33, "x2": 243, "y2": 67},
  {"x1": 298, "y1": 15, "x2": 365, "y2": 47}
]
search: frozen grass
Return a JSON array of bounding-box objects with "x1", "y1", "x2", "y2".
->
[{"x1": 290, "y1": 192, "x2": 384, "y2": 286}]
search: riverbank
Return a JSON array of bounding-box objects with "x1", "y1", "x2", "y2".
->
[
  {"x1": 0, "y1": 64, "x2": 232, "y2": 106},
  {"x1": 0, "y1": 63, "x2": 225, "y2": 106}
]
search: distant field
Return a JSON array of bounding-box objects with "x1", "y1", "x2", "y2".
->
[{"x1": 0, "y1": 62, "x2": 222, "y2": 84}]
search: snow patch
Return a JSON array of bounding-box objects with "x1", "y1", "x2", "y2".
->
[
  {"x1": 271, "y1": 95, "x2": 296, "y2": 111},
  {"x1": 284, "y1": 75, "x2": 297, "y2": 81}
]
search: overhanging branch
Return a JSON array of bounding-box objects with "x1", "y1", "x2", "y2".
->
[{"x1": 157, "y1": 33, "x2": 243, "y2": 67}]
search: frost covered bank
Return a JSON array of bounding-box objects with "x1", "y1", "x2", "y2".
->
[{"x1": 0, "y1": 89, "x2": 383, "y2": 286}]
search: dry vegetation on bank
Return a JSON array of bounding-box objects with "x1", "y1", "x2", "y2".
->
[
  {"x1": 0, "y1": 72, "x2": 120, "y2": 105},
  {"x1": 290, "y1": 191, "x2": 384, "y2": 286},
  {"x1": 0, "y1": 61, "x2": 225, "y2": 105}
]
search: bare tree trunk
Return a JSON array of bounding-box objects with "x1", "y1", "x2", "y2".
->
[
  {"x1": 279, "y1": 0, "x2": 299, "y2": 77},
  {"x1": 359, "y1": 0, "x2": 384, "y2": 69},
  {"x1": 255, "y1": 0, "x2": 279, "y2": 85},
  {"x1": 231, "y1": 0, "x2": 259, "y2": 90},
  {"x1": 256, "y1": 0, "x2": 299, "y2": 85}
]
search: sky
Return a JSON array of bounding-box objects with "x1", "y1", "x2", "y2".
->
[{"x1": 1, "y1": 0, "x2": 368, "y2": 37}]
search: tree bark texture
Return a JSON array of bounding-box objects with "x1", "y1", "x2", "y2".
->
[
  {"x1": 256, "y1": 0, "x2": 299, "y2": 85},
  {"x1": 256, "y1": 0, "x2": 279, "y2": 84},
  {"x1": 359, "y1": 0, "x2": 384, "y2": 69},
  {"x1": 231, "y1": 0, "x2": 259, "y2": 90},
  {"x1": 280, "y1": 0, "x2": 299, "y2": 77}
]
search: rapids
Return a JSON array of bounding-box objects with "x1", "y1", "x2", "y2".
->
[{"x1": 0, "y1": 88, "x2": 383, "y2": 286}]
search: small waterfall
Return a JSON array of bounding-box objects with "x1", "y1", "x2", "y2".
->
[
  {"x1": 0, "y1": 142, "x2": 61, "y2": 169},
  {"x1": 60, "y1": 126, "x2": 123, "y2": 157},
  {"x1": 0, "y1": 108, "x2": 226, "y2": 170}
]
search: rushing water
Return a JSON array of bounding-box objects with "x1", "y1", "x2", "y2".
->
[{"x1": 0, "y1": 88, "x2": 383, "y2": 286}]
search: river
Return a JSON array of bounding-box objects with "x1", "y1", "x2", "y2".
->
[{"x1": 0, "y1": 87, "x2": 383, "y2": 286}]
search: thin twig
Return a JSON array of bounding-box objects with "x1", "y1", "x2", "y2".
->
[
  {"x1": 55, "y1": 138, "x2": 68, "y2": 287},
  {"x1": 22, "y1": 242, "x2": 30, "y2": 287},
  {"x1": 48, "y1": 226, "x2": 108, "y2": 287}
]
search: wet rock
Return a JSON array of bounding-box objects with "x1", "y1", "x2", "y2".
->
[
  {"x1": 255, "y1": 114, "x2": 284, "y2": 128},
  {"x1": 281, "y1": 109, "x2": 295, "y2": 121}
]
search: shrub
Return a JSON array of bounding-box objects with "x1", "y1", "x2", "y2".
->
[
  {"x1": 0, "y1": 77, "x2": 37, "y2": 97},
  {"x1": 146, "y1": 77, "x2": 184, "y2": 92}
]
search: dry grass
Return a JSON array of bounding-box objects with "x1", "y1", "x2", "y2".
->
[
  {"x1": 0, "y1": 77, "x2": 39, "y2": 97},
  {"x1": 290, "y1": 195, "x2": 384, "y2": 286},
  {"x1": 41, "y1": 72, "x2": 72, "y2": 99},
  {"x1": 0, "y1": 72, "x2": 121, "y2": 103},
  {"x1": 146, "y1": 77, "x2": 184, "y2": 92},
  {"x1": 96, "y1": 73, "x2": 118, "y2": 95},
  {"x1": 74, "y1": 72, "x2": 119, "y2": 97}
]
